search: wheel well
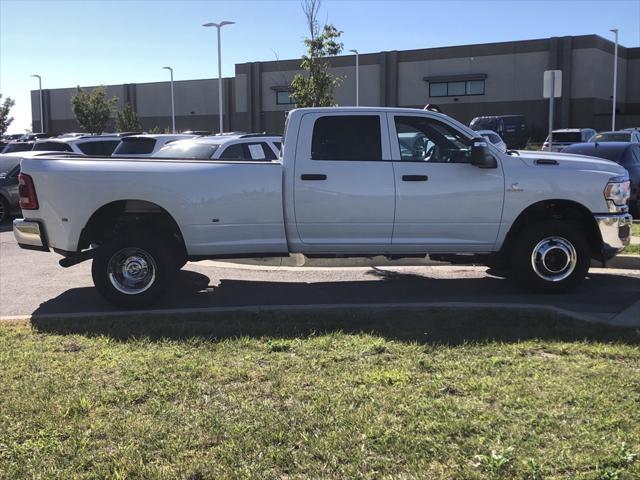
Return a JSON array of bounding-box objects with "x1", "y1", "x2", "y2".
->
[
  {"x1": 79, "y1": 200, "x2": 186, "y2": 260},
  {"x1": 501, "y1": 200, "x2": 602, "y2": 260}
]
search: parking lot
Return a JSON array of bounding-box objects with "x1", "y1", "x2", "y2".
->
[{"x1": 1, "y1": 226, "x2": 639, "y2": 324}]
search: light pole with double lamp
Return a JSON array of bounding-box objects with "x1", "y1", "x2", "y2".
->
[
  {"x1": 202, "y1": 21, "x2": 235, "y2": 134},
  {"x1": 610, "y1": 28, "x2": 619, "y2": 131},
  {"x1": 31, "y1": 74, "x2": 43, "y2": 132},
  {"x1": 162, "y1": 66, "x2": 176, "y2": 133}
]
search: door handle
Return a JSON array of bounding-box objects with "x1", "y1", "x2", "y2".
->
[
  {"x1": 402, "y1": 175, "x2": 429, "y2": 182},
  {"x1": 301, "y1": 174, "x2": 327, "y2": 181}
]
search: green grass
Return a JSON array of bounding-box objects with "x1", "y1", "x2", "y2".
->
[
  {"x1": 622, "y1": 223, "x2": 640, "y2": 255},
  {"x1": 1, "y1": 311, "x2": 640, "y2": 480}
]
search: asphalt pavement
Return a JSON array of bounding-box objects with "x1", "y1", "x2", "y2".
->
[{"x1": 1, "y1": 227, "x2": 639, "y2": 324}]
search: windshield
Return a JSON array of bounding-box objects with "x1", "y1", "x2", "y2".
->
[
  {"x1": 154, "y1": 142, "x2": 219, "y2": 159},
  {"x1": 113, "y1": 137, "x2": 156, "y2": 155},
  {"x1": 2, "y1": 143, "x2": 33, "y2": 154},
  {"x1": 548, "y1": 132, "x2": 582, "y2": 143},
  {"x1": 591, "y1": 132, "x2": 631, "y2": 142},
  {"x1": 470, "y1": 118, "x2": 497, "y2": 130}
]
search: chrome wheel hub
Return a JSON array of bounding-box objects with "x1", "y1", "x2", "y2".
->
[
  {"x1": 108, "y1": 248, "x2": 156, "y2": 294},
  {"x1": 531, "y1": 236, "x2": 577, "y2": 282}
]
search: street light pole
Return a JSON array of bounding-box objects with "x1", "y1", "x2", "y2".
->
[
  {"x1": 162, "y1": 67, "x2": 175, "y2": 133},
  {"x1": 31, "y1": 75, "x2": 43, "y2": 132},
  {"x1": 203, "y1": 21, "x2": 235, "y2": 134},
  {"x1": 610, "y1": 28, "x2": 619, "y2": 131},
  {"x1": 348, "y1": 49, "x2": 359, "y2": 106}
]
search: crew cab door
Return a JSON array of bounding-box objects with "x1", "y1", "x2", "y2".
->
[
  {"x1": 387, "y1": 113, "x2": 504, "y2": 251},
  {"x1": 293, "y1": 112, "x2": 395, "y2": 249}
]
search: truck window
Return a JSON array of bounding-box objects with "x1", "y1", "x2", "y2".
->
[
  {"x1": 394, "y1": 116, "x2": 471, "y2": 163},
  {"x1": 311, "y1": 115, "x2": 382, "y2": 161},
  {"x1": 78, "y1": 140, "x2": 120, "y2": 156},
  {"x1": 32, "y1": 141, "x2": 73, "y2": 152}
]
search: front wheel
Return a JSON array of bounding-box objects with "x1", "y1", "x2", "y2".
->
[
  {"x1": 510, "y1": 220, "x2": 591, "y2": 293},
  {"x1": 92, "y1": 234, "x2": 176, "y2": 308}
]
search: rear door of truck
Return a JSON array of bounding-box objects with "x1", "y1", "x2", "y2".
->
[{"x1": 292, "y1": 112, "x2": 395, "y2": 248}]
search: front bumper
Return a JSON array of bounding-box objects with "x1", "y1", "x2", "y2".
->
[
  {"x1": 13, "y1": 219, "x2": 49, "y2": 252},
  {"x1": 594, "y1": 213, "x2": 633, "y2": 259}
]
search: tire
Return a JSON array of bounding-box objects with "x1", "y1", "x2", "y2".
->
[
  {"x1": 0, "y1": 196, "x2": 9, "y2": 224},
  {"x1": 510, "y1": 220, "x2": 590, "y2": 293},
  {"x1": 91, "y1": 233, "x2": 176, "y2": 308}
]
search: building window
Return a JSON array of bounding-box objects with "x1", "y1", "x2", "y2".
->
[
  {"x1": 429, "y1": 79, "x2": 485, "y2": 97},
  {"x1": 276, "y1": 90, "x2": 295, "y2": 105}
]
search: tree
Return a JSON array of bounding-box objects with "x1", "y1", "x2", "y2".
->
[
  {"x1": 71, "y1": 86, "x2": 117, "y2": 134},
  {"x1": 115, "y1": 103, "x2": 142, "y2": 132},
  {"x1": 290, "y1": 0, "x2": 343, "y2": 108},
  {"x1": 0, "y1": 94, "x2": 15, "y2": 136}
]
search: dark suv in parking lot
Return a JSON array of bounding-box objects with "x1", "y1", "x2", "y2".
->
[{"x1": 470, "y1": 115, "x2": 528, "y2": 149}]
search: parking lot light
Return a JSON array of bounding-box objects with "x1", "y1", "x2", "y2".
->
[
  {"x1": 203, "y1": 21, "x2": 235, "y2": 134},
  {"x1": 348, "y1": 49, "x2": 359, "y2": 106},
  {"x1": 162, "y1": 67, "x2": 176, "y2": 133},
  {"x1": 30, "y1": 75, "x2": 43, "y2": 133},
  {"x1": 610, "y1": 28, "x2": 619, "y2": 131}
]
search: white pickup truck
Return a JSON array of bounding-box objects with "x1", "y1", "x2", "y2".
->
[{"x1": 14, "y1": 107, "x2": 632, "y2": 307}]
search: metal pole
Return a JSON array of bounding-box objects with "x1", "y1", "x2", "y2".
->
[
  {"x1": 548, "y1": 74, "x2": 554, "y2": 152},
  {"x1": 169, "y1": 69, "x2": 175, "y2": 133},
  {"x1": 217, "y1": 25, "x2": 223, "y2": 134},
  {"x1": 355, "y1": 51, "x2": 359, "y2": 106},
  {"x1": 611, "y1": 28, "x2": 618, "y2": 131},
  {"x1": 38, "y1": 77, "x2": 43, "y2": 133}
]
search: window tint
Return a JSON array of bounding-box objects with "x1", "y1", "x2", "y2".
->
[
  {"x1": 113, "y1": 137, "x2": 157, "y2": 155},
  {"x1": 311, "y1": 115, "x2": 382, "y2": 161},
  {"x1": 395, "y1": 116, "x2": 471, "y2": 163},
  {"x1": 218, "y1": 142, "x2": 277, "y2": 161},
  {"x1": 78, "y1": 140, "x2": 120, "y2": 155},
  {"x1": 552, "y1": 132, "x2": 582, "y2": 143},
  {"x1": 272, "y1": 141, "x2": 281, "y2": 151},
  {"x1": 430, "y1": 80, "x2": 485, "y2": 97},
  {"x1": 32, "y1": 141, "x2": 73, "y2": 152}
]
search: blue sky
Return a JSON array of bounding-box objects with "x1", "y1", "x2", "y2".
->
[{"x1": 1, "y1": 0, "x2": 639, "y2": 132}]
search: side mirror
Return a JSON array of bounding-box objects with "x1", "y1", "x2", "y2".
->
[{"x1": 471, "y1": 139, "x2": 498, "y2": 169}]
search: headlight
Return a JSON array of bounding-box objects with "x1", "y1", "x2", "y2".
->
[{"x1": 604, "y1": 176, "x2": 631, "y2": 211}]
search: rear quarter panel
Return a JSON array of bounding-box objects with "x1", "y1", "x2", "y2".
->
[{"x1": 20, "y1": 157, "x2": 287, "y2": 255}]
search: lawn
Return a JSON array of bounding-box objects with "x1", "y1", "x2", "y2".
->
[
  {"x1": 623, "y1": 223, "x2": 640, "y2": 255},
  {"x1": 1, "y1": 310, "x2": 639, "y2": 480}
]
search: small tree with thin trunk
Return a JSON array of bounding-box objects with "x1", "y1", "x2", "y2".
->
[
  {"x1": 71, "y1": 86, "x2": 117, "y2": 134},
  {"x1": 0, "y1": 94, "x2": 15, "y2": 136},
  {"x1": 115, "y1": 103, "x2": 142, "y2": 132},
  {"x1": 290, "y1": 0, "x2": 343, "y2": 108}
]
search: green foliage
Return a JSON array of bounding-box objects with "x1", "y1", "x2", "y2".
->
[
  {"x1": 148, "y1": 125, "x2": 162, "y2": 134},
  {"x1": 290, "y1": 0, "x2": 343, "y2": 107},
  {"x1": 0, "y1": 94, "x2": 15, "y2": 135},
  {"x1": 70, "y1": 86, "x2": 117, "y2": 134},
  {"x1": 115, "y1": 103, "x2": 142, "y2": 132}
]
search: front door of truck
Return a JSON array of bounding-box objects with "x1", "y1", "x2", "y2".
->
[
  {"x1": 293, "y1": 112, "x2": 395, "y2": 249},
  {"x1": 388, "y1": 113, "x2": 504, "y2": 251}
]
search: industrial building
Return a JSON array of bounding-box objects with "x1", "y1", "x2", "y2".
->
[{"x1": 31, "y1": 34, "x2": 640, "y2": 139}]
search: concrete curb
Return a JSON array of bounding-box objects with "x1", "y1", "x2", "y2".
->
[{"x1": 2, "y1": 301, "x2": 633, "y2": 327}]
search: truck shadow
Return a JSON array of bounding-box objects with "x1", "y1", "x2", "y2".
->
[{"x1": 30, "y1": 268, "x2": 640, "y2": 345}]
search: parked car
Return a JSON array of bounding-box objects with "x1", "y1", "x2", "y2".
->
[
  {"x1": 590, "y1": 131, "x2": 640, "y2": 143},
  {"x1": 542, "y1": 128, "x2": 596, "y2": 152},
  {"x1": 561, "y1": 142, "x2": 640, "y2": 217},
  {"x1": 14, "y1": 107, "x2": 631, "y2": 307},
  {"x1": 181, "y1": 130, "x2": 211, "y2": 136},
  {"x1": 153, "y1": 134, "x2": 281, "y2": 160},
  {"x1": 469, "y1": 115, "x2": 527, "y2": 149},
  {"x1": 19, "y1": 132, "x2": 54, "y2": 142},
  {"x1": 2, "y1": 134, "x2": 24, "y2": 141},
  {"x1": 32, "y1": 135, "x2": 121, "y2": 156},
  {"x1": 0, "y1": 151, "x2": 79, "y2": 223},
  {"x1": 1, "y1": 142, "x2": 34, "y2": 154},
  {"x1": 474, "y1": 129, "x2": 507, "y2": 152},
  {"x1": 111, "y1": 134, "x2": 197, "y2": 157}
]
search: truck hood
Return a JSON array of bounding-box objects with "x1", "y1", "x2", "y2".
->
[{"x1": 515, "y1": 150, "x2": 627, "y2": 178}]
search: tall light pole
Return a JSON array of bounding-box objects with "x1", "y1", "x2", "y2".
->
[
  {"x1": 203, "y1": 20, "x2": 234, "y2": 134},
  {"x1": 610, "y1": 28, "x2": 619, "y2": 131},
  {"x1": 349, "y1": 49, "x2": 359, "y2": 106},
  {"x1": 162, "y1": 66, "x2": 176, "y2": 133},
  {"x1": 31, "y1": 75, "x2": 43, "y2": 132}
]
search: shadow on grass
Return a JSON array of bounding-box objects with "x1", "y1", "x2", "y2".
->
[{"x1": 31, "y1": 307, "x2": 640, "y2": 346}]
